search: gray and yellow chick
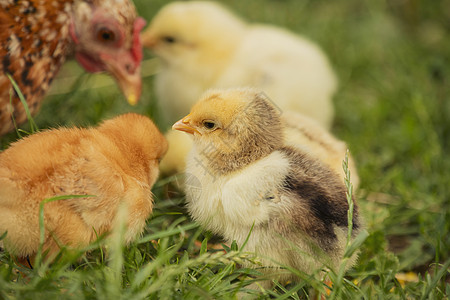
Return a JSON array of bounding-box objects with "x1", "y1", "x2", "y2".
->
[{"x1": 173, "y1": 88, "x2": 361, "y2": 285}]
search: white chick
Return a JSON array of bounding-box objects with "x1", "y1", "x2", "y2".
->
[
  {"x1": 173, "y1": 88, "x2": 361, "y2": 286},
  {"x1": 0, "y1": 113, "x2": 168, "y2": 264}
]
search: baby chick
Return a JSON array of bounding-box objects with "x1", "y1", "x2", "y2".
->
[
  {"x1": 0, "y1": 113, "x2": 167, "y2": 263},
  {"x1": 143, "y1": 1, "x2": 337, "y2": 128},
  {"x1": 173, "y1": 88, "x2": 361, "y2": 285},
  {"x1": 142, "y1": 1, "x2": 337, "y2": 175}
]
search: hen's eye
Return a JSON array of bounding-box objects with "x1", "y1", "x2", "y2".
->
[
  {"x1": 202, "y1": 120, "x2": 216, "y2": 130},
  {"x1": 162, "y1": 36, "x2": 176, "y2": 43},
  {"x1": 97, "y1": 28, "x2": 115, "y2": 42}
]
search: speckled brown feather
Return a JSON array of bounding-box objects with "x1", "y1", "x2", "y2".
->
[
  {"x1": 0, "y1": 0, "x2": 140, "y2": 135},
  {"x1": 0, "y1": 0, "x2": 73, "y2": 134}
]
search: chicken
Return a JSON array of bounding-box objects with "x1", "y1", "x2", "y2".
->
[
  {"x1": 0, "y1": 113, "x2": 168, "y2": 263},
  {"x1": 173, "y1": 88, "x2": 361, "y2": 286},
  {"x1": 0, "y1": 0, "x2": 146, "y2": 136},
  {"x1": 142, "y1": 1, "x2": 337, "y2": 175},
  {"x1": 142, "y1": 1, "x2": 337, "y2": 128}
]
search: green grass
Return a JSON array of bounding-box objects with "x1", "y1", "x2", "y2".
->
[{"x1": 1, "y1": 0, "x2": 449, "y2": 298}]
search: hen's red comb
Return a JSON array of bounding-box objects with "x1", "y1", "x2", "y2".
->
[{"x1": 131, "y1": 17, "x2": 146, "y2": 63}]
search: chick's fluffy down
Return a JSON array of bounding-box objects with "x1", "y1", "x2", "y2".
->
[{"x1": 0, "y1": 113, "x2": 167, "y2": 261}]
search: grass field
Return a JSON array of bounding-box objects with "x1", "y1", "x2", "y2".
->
[{"x1": 1, "y1": 0, "x2": 449, "y2": 298}]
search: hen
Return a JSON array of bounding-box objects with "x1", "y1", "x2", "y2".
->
[
  {"x1": 0, "y1": 0, "x2": 146, "y2": 136},
  {"x1": 0, "y1": 113, "x2": 168, "y2": 263}
]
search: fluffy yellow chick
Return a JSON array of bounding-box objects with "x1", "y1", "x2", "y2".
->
[
  {"x1": 143, "y1": 1, "x2": 337, "y2": 127},
  {"x1": 173, "y1": 88, "x2": 361, "y2": 286},
  {"x1": 0, "y1": 113, "x2": 168, "y2": 263}
]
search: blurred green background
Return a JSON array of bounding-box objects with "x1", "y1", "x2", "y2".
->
[{"x1": 1, "y1": 0, "x2": 449, "y2": 286}]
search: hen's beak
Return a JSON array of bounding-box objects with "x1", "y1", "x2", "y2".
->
[
  {"x1": 141, "y1": 32, "x2": 156, "y2": 48},
  {"x1": 101, "y1": 53, "x2": 142, "y2": 106},
  {"x1": 117, "y1": 66, "x2": 141, "y2": 106},
  {"x1": 173, "y1": 115, "x2": 200, "y2": 135}
]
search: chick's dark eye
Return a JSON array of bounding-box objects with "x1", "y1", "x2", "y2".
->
[
  {"x1": 202, "y1": 121, "x2": 216, "y2": 130},
  {"x1": 162, "y1": 36, "x2": 176, "y2": 43},
  {"x1": 97, "y1": 28, "x2": 115, "y2": 42}
]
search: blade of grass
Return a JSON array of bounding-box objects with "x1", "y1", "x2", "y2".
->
[
  {"x1": 419, "y1": 260, "x2": 450, "y2": 300},
  {"x1": 343, "y1": 149, "x2": 354, "y2": 247},
  {"x1": 6, "y1": 73, "x2": 39, "y2": 134},
  {"x1": 8, "y1": 90, "x2": 22, "y2": 138},
  {"x1": 34, "y1": 194, "x2": 96, "y2": 267},
  {"x1": 329, "y1": 151, "x2": 368, "y2": 300},
  {"x1": 137, "y1": 222, "x2": 199, "y2": 244}
]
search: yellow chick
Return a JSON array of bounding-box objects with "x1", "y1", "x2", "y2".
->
[
  {"x1": 143, "y1": 1, "x2": 337, "y2": 127},
  {"x1": 0, "y1": 113, "x2": 168, "y2": 263},
  {"x1": 173, "y1": 88, "x2": 361, "y2": 286}
]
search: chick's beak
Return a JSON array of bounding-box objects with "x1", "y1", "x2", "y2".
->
[
  {"x1": 173, "y1": 115, "x2": 200, "y2": 135},
  {"x1": 101, "y1": 52, "x2": 142, "y2": 106}
]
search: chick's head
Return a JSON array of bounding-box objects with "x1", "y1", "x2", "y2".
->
[
  {"x1": 98, "y1": 113, "x2": 168, "y2": 185},
  {"x1": 173, "y1": 88, "x2": 283, "y2": 173},
  {"x1": 141, "y1": 1, "x2": 245, "y2": 70}
]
